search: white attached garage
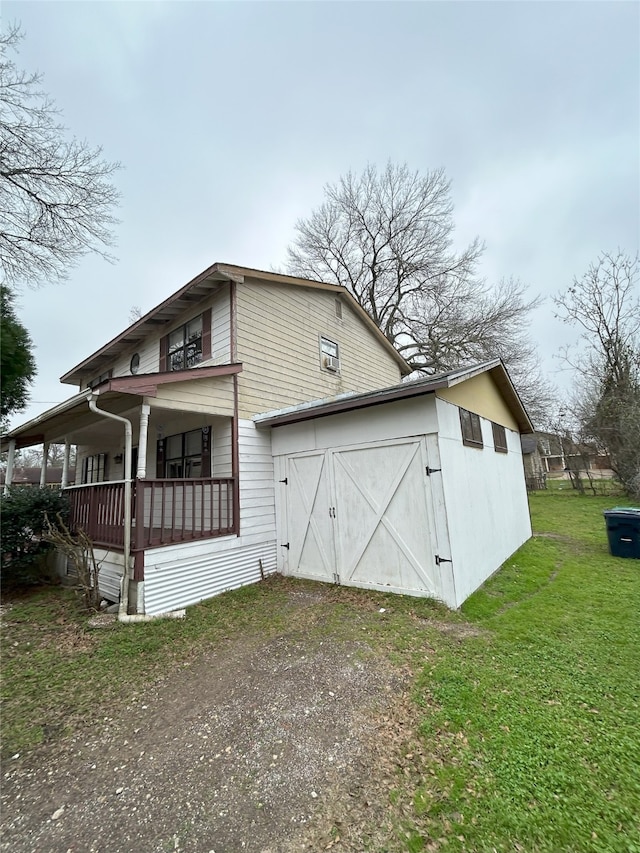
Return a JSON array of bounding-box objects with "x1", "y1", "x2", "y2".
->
[{"x1": 257, "y1": 360, "x2": 533, "y2": 609}]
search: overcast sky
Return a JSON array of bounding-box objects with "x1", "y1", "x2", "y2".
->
[{"x1": 5, "y1": 0, "x2": 639, "y2": 430}]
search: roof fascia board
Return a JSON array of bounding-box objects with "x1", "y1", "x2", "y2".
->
[
  {"x1": 100, "y1": 363, "x2": 243, "y2": 396},
  {"x1": 487, "y1": 365, "x2": 534, "y2": 434},
  {"x1": 256, "y1": 377, "x2": 449, "y2": 427},
  {"x1": 444, "y1": 359, "x2": 502, "y2": 387}
]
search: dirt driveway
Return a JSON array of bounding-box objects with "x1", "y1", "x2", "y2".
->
[{"x1": 1, "y1": 587, "x2": 419, "y2": 853}]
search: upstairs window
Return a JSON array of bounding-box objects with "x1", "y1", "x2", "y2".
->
[
  {"x1": 82, "y1": 453, "x2": 107, "y2": 483},
  {"x1": 459, "y1": 407, "x2": 483, "y2": 448},
  {"x1": 168, "y1": 315, "x2": 203, "y2": 371},
  {"x1": 320, "y1": 336, "x2": 340, "y2": 373},
  {"x1": 492, "y1": 422, "x2": 508, "y2": 453},
  {"x1": 160, "y1": 308, "x2": 212, "y2": 372}
]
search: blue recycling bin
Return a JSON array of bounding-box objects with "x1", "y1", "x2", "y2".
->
[{"x1": 603, "y1": 507, "x2": 640, "y2": 559}]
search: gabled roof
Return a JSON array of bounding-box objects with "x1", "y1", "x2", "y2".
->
[
  {"x1": 254, "y1": 359, "x2": 534, "y2": 434},
  {"x1": 60, "y1": 263, "x2": 411, "y2": 385}
]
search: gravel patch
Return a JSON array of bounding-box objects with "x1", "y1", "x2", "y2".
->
[{"x1": 2, "y1": 626, "x2": 407, "y2": 852}]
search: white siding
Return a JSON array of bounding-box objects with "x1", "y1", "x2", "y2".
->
[
  {"x1": 151, "y1": 375, "x2": 234, "y2": 415},
  {"x1": 94, "y1": 548, "x2": 126, "y2": 602},
  {"x1": 270, "y1": 396, "x2": 439, "y2": 457},
  {"x1": 212, "y1": 418, "x2": 232, "y2": 477},
  {"x1": 58, "y1": 548, "x2": 124, "y2": 603},
  {"x1": 211, "y1": 287, "x2": 231, "y2": 364},
  {"x1": 238, "y1": 419, "x2": 276, "y2": 537},
  {"x1": 141, "y1": 419, "x2": 276, "y2": 615},
  {"x1": 236, "y1": 278, "x2": 403, "y2": 418},
  {"x1": 142, "y1": 537, "x2": 277, "y2": 615},
  {"x1": 435, "y1": 396, "x2": 531, "y2": 607}
]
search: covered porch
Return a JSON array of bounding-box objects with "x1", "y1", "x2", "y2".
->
[{"x1": 2, "y1": 367, "x2": 242, "y2": 604}]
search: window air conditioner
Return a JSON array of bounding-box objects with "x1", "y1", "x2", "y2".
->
[{"x1": 323, "y1": 355, "x2": 340, "y2": 372}]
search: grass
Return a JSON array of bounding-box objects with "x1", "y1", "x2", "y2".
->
[
  {"x1": 544, "y1": 476, "x2": 627, "y2": 497},
  {"x1": 408, "y1": 491, "x2": 640, "y2": 853},
  {"x1": 2, "y1": 490, "x2": 639, "y2": 852}
]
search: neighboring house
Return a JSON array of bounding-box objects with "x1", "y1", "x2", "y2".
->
[
  {"x1": 0, "y1": 467, "x2": 76, "y2": 488},
  {"x1": 520, "y1": 436, "x2": 546, "y2": 490},
  {"x1": 2, "y1": 263, "x2": 533, "y2": 612},
  {"x1": 523, "y1": 431, "x2": 613, "y2": 481}
]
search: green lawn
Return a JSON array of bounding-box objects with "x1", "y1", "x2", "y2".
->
[
  {"x1": 2, "y1": 491, "x2": 638, "y2": 852},
  {"x1": 408, "y1": 491, "x2": 640, "y2": 853}
]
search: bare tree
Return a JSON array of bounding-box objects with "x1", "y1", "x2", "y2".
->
[
  {"x1": 0, "y1": 24, "x2": 121, "y2": 288},
  {"x1": 15, "y1": 443, "x2": 76, "y2": 468},
  {"x1": 128, "y1": 305, "x2": 143, "y2": 323},
  {"x1": 44, "y1": 512, "x2": 102, "y2": 611},
  {"x1": 555, "y1": 250, "x2": 640, "y2": 497},
  {"x1": 287, "y1": 162, "x2": 550, "y2": 423}
]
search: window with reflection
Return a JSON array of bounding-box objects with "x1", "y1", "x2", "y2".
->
[
  {"x1": 168, "y1": 315, "x2": 203, "y2": 371},
  {"x1": 157, "y1": 427, "x2": 211, "y2": 478}
]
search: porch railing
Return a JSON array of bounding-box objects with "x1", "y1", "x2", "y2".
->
[
  {"x1": 133, "y1": 478, "x2": 235, "y2": 549},
  {"x1": 67, "y1": 481, "x2": 127, "y2": 549},
  {"x1": 66, "y1": 478, "x2": 236, "y2": 551}
]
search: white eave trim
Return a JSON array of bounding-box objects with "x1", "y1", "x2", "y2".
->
[{"x1": 2, "y1": 389, "x2": 92, "y2": 441}]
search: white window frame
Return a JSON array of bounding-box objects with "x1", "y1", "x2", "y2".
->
[{"x1": 320, "y1": 336, "x2": 341, "y2": 373}]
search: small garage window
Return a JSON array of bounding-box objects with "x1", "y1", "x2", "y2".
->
[
  {"x1": 459, "y1": 408, "x2": 483, "y2": 448},
  {"x1": 320, "y1": 336, "x2": 340, "y2": 373},
  {"x1": 492, "y1": 422, "x2": 508, "y2": 453}
]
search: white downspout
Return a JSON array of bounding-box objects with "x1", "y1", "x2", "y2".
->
[
  {"x1": 87, "y1": 395, "x2": 185, "y2": 624},
  {"x1": 4, "y1": 438, "x2": 16, "y2": 494},
  {"x1": 88, "y1": 395, "x2": 133, "y2": 618}
]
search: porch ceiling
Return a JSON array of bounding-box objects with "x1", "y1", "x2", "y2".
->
[{"x1": 1, "y1": 392, "x2": 143, "y2": 450}]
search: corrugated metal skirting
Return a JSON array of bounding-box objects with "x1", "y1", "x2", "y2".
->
[{"x1": 142, "y1": 540, "x2": 278, "y2": 615}]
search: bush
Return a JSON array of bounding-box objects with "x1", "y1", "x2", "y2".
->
[{"x1": 1, "y1": 487, "x2": 70, "y2": 587}]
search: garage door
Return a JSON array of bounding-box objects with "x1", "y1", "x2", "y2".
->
[
  {"x1": 283, "y1": 437, "x2": 442, "y2": 598},
  {"x1": 286, "y1": 450, "x2": 336, "y2": 583}
]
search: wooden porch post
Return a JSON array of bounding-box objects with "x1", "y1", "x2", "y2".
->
[
  {"x1": 4, "y1": 438, "x2": 16, "y2": 494},
  {"x1": 61, "y1": 440, "x2": 71, "y2": 489},
  {"x1": 137, "y1": 402, "x2": 151, "y2": 478},
  {"x1": 40, "y1": 442, "x2": 49, "y2": 488}
]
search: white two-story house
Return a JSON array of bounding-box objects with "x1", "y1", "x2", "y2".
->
[{"x1": 3, "y1": 263, "x2": 533, "y2": 614}]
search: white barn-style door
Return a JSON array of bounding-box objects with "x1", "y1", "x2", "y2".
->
[
  {"x1": 286, "y1": 450, "x2": 336, "y2": 583},
  {"x1": 283, "y1": 437, "x2": 444, "y2": 599}
]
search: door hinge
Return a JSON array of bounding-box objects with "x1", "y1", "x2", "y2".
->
[
  {"x1": 279, "y1": 477, "x2": 288, "y2": 485},
  {"x1": 333, "y1": 572, "x2": 340, "y2": 585},
  {"x1": 329, "y1": 506, "x2": 336, "y2": 518},
  {"x1": 435, "y1": 554, "x2": 452, "y2": 566},
  {"x1": 281, "y1": 542, "x2": 290, "y2": 550},
  {"x1": 425, "y1": 466, "x2": 442, "y2": 476}
]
